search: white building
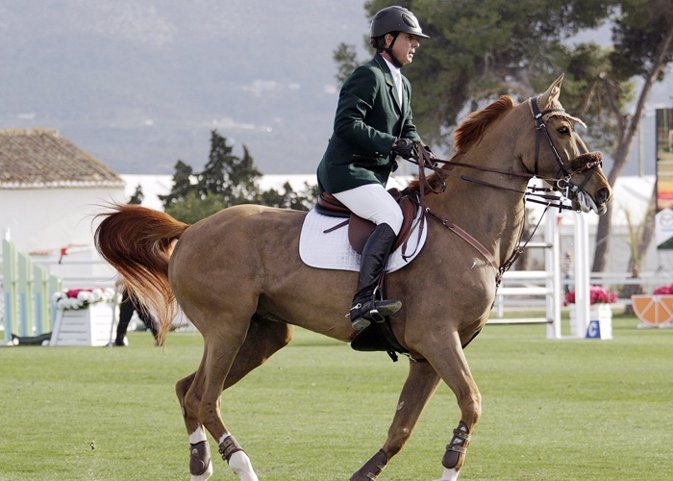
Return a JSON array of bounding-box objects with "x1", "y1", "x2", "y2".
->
[
  {"x1": 0, "y1": 129, "x2": 127, "y2": 288},
  {"x1": 0, "y1": 129, "x2": 126, "y2": 254}
]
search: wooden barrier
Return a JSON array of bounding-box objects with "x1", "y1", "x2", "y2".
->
[{"x1": 1, "y1": 239, "x2": 62, "y2": 344}]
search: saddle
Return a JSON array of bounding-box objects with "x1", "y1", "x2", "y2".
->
[
  {"x1": 315, "y1": 189, "x2": 421, "y2": 362},
  {"x1": 315, "y1": 189, "x2": 420, "y2": 255}
]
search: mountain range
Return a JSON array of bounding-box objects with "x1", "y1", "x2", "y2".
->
[{"x1": 0, "y1": 0, "x2": 369, "y2": 175}]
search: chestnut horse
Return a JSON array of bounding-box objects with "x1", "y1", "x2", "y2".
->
[{"x1": 95, "y1": 76, "x2": 611, "y2": 481}]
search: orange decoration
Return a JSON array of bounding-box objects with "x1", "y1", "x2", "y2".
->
[{"x1": 631, "y1": 295, "x2": 673, "y2": 327}]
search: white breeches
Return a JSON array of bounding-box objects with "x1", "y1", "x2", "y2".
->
[{"x1": 333, "y1": 183, "x2": 403, "y2": 235}]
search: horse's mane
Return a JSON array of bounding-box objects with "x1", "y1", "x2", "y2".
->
[
  {"x1": 407, "y1": 95, "x2": 515, "y2": 193},
  {"x1": 454, "y1": 95, "x2": 515, "y2": 151}
]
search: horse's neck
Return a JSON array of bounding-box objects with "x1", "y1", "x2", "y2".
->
[{"x1": 430, "y1": 151, "x2": 528, "y2": 266}]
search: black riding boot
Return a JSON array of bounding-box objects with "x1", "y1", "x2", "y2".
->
[{"x1": 350, "y1": 223, "x2": 402, "y2": 331}]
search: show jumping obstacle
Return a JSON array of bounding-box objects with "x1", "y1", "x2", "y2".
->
[
  {"x1": 95, "y1": 76, "x2": 612, "y2": 481},
  {"x1": 2, "y1": 239, "x2": 61, "y2": 344}
]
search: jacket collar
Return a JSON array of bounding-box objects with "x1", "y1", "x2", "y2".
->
[{"x1": 373, "y1": 53, "x2": 403, "y2": 112}]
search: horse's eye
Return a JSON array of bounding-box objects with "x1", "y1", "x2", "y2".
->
[{"x1": 558, "y1": 126, "x2": 571, "y2": 136}]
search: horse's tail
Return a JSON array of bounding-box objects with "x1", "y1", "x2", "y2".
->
[{"x1": 94, "y1": 204, "x2": 190, "y2": 345}]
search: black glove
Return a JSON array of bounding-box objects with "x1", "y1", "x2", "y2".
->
[{"x1": 391, "y1": 138, "x2": 415, "y2": 159}]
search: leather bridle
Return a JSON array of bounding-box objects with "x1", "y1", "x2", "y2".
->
[
  {"x1": 408, "y1": 97, "x2": 603, "y2": 209},
  {"x1": 404, "y1": 97, "x2": 605, "y2": 284},
  {"x1": 527, "y1": 96, "x2": 602, "y2": 202}
]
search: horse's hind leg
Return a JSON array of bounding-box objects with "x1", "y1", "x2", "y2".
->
[
  {"x1": 351, "y1": 360, "x2": 440, "y2": 481},
  {"x1": 177, "y1": 319, "x2": 292, "y2": 481},
  {"x1": 177, "y1": 369, "x2": 213, "y2": 481}
]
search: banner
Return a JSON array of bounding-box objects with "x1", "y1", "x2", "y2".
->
[{"x1": 655, "y1": 108, "x2": 673, "y2": 249}]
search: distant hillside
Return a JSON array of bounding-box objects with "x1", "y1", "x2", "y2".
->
[{"x1": 0, "y1": 0, "x2": 369, "y2": 174}]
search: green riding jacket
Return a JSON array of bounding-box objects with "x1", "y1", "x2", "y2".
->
[{"x1": 317, "y1": 53, "x2": 421, "y2": 194}]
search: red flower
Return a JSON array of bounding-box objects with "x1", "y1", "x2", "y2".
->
[
  {"x1": 653, "y1": 284, "x2": 673, "y2": 295},
  {"x1": 64, "y1": 288, "x2": 92, "y2": 299},
  {"x1": 564, "y1": 285, "x2": 617, "y2": 305}
]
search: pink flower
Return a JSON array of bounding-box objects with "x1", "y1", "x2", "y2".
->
[
  {"x1": 564, "y1": 285, "x2": 617, "y2": 305},
  {"x1": 65, "y1": 288, "x2": 92, "y2": 298},
  {"x1": 52, "y1": 288, "x2": 116, "y2": 311},
  {"x1": 653, "y1": 284, "x2": 673, "y2": 295}
]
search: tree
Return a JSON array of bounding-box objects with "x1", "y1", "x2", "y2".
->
[
  {"x1": 333, "y1": 42, "x2": 360, "y2": 83},
  {"x1": 161, "y1": 131, "x2": 316, "y2": 223},
  {"x1": 589, "y1": 1, "x2": 673, "y2": 271},
  {"x1": 358, "y1": 0, "x2": 617, "y2": 147},
  {"x1": 158, "y1": 160, "x2": 194, "y2": 209},
  {"x1": 164, "y1": 191, "x2": 226, "y2": 225},
  {"x1": 258, "y1": 181, "x2": 319, "y2": 211},
  {"x1": 197, "y1": 131, "x2": 262, "y2": 206},
  {"x1": 128, "y1": 184, "x2": 144, "y2": 205}
]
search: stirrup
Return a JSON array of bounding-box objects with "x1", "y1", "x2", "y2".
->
[
  {"x1": 351, "y1": 315, "x2": 371, "y2": 332},
  {"x1": 349, "y1": 299, "x2": 401, "y2": 331},
  {"x1": 349, "y1": 302, "x2": 375, "y2": 332}
]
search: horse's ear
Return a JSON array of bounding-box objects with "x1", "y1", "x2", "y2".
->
[{"x1": 538, "y1": 74, "x2": 564, "y2": 109}]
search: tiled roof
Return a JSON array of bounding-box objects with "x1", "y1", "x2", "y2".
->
[{"x1": 0, "y1": 128, "x2": 124, "y2": 189}]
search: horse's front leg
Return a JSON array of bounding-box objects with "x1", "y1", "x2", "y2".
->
[
  {"x1": 419, "y1": 330, "x2": 481, "y2": 481},
  {"x1": 350, "y1": 359, "x2": 440, "y2": 481}
]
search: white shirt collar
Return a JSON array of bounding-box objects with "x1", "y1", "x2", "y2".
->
[{"x1": 382, "y1": 56, "x2": 403, "y2": 103}]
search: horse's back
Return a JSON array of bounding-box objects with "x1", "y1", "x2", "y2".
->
[
  {"x1": 169, "y1": 204, "x2": 306, "y2": 297},
  {"x1": 184, "y1": 204, "x2": 304, "y2": 239}
]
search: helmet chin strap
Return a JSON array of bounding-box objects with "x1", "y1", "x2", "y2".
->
[{"x1": 383, "y1": 32, "x2": 403, "y2": 68}]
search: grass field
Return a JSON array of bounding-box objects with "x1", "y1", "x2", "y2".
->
[{"x1": 1, "y1": 316, "x2": 672, "y2": 481}]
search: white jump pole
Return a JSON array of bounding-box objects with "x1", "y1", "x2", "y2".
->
[
  {"x1": 2, "y1": 239, "x2": 18, "y2": 344},
  {"x1": 545, "y1": 213, "x2": 562, "y2": 339},
  {"x1": 572, "y1": 213, "x2": 590, "y2": 337}
]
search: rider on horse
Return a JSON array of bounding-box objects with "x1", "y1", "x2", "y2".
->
[{"x1": 316, "y1": 6, "x2": 432, "y2": 331}]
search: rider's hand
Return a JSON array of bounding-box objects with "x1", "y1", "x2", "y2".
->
[{"x1": 391, "y1": 138, "x2": 415, "y2": 159}]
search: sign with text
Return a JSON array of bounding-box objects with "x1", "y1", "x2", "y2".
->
[{"x1": 656, "y1": 108, "x2": 673, "y2": 249}]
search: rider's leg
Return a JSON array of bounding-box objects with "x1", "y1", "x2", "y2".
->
[{"x1": 333, "y1": 184, "x2": 403, "y2": 331}]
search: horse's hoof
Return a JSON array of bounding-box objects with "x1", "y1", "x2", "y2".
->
[
  {"x1": 350, "y1": 449, "x2": 388, "y2": 480},
  {"x1": 434, "y1": 467, "x2": 460, "y2": 481}
]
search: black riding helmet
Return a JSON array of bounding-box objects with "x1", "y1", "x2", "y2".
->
[{"x1": 370, "y1": 6, "x2": 430, "y2": 67}]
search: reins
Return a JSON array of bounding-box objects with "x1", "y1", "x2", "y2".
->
[
  {"x1": 404, "y1": 97, "x2": 601, "y2": 285},
  {"x1": 406, "y1": 146, "x2": 577, "y2": 211},
  {"x1": 407, "y1": 144, "x2": 554, "y2": 286}
]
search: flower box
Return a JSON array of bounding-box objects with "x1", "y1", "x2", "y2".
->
[
  {"x1": 570, "y1": 303, "x2": 613, "y2": 340},
  {"x1": 631, "y1": 295, "x2": 673, "y2": 328},
  {"x1": 49, "y1": 288, "x2": 118, "y2": 346},
  {"x1": 50, "y1": 302, "x2": 117, "y2": 346},
  {"x1": 566, "y1": 285, "x2": 616, "y2": 340}
]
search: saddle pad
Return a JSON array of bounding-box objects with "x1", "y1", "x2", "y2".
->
[{"x1": 299, "y1": 208, "x2": 427, "y2": 273}]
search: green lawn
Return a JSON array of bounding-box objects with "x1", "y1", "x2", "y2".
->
[{"x1": 0, "y1": 316, "x2": 671, "y2": 481}]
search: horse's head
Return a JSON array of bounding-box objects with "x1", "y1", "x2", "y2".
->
[{"x1": 519, "y1": 74, "x2": 612, "y2": 215}]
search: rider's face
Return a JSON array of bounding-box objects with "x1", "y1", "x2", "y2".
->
[{"x1": 387, "y1": 32, "x2": 420, "y2": 65}]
